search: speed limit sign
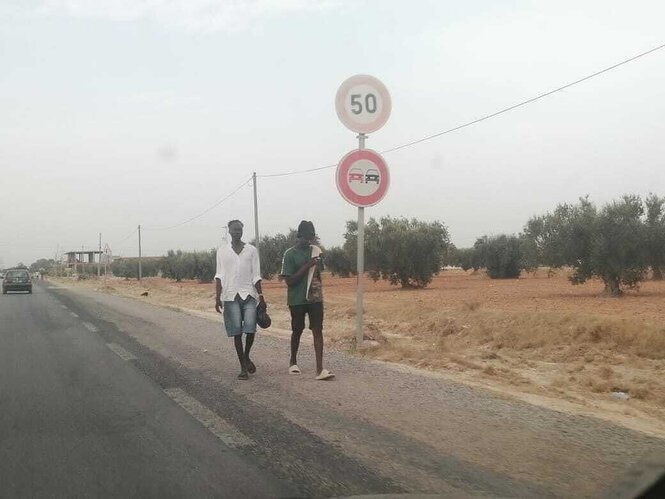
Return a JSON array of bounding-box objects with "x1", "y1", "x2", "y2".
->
[{"x1": 335, "y1": 74, "x2": 391, "y2": 134}]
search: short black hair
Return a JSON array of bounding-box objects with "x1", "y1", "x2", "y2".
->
[
  {"x1": 297, "y1": 220, "x2": 316, "y2": 237},
  {"x1": 227, "y1": 220, "x2": 244, "y2": 229}
]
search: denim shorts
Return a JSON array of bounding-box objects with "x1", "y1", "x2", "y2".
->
[{"x1": 223, "y1": 295, "x2": 257, "y2": 337}]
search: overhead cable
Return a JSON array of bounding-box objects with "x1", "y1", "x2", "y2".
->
[
  {"x1": 258, "y1": 41, "x2": 665, "y2": 177},
  {"x1": 99, "y1": 42, "x2": 665, "y2": 242},
  {"x1": 112, "y1": 227, "x2": 138, "y2": 247},
  {"x1": 144, "y1": 176, "x2": 253, "y2": 231},
  {"x1": 382, "y1": 42, "x2": 665, "y2": 153}
]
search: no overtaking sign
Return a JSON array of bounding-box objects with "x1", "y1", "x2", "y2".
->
[{"x1": 335, "y1": 149, "x2": 389, "y2": 207}]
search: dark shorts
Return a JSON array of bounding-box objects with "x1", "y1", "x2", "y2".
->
[{"x1": 289, "y1": 302, "x2": 324, "y2": 332}]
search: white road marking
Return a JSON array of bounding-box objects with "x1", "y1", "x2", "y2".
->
[
  {"x1": 81, "y1": 322, "x2": 99, "y2": 333},
  {"x1": 164, "y1": 388, "x2": 253, "y2": 448},
  {"x1": 106, "y1": 343, "x2": 137, "y2": 361},
  {"x1": 70, "y1": 312, "x2": 79, "y2": 318}
]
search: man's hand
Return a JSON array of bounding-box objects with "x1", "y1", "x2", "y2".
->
[
  {"x1": 215, "y1": 298, "x2": 223, "y2": 314},
  {"x1": 302, "y1": 257, "x2": 319, "y2": 270},
  {"x1": 258, "y1": 294, "x2": 267, "y2": 311}
]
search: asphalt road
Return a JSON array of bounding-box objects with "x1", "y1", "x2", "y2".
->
[
  {"x1": 2, "y1": 280, "x2": 665, "y2": 498},
  {"x1": 0, "y1": 283, "x2": 292, "y2": 498}
]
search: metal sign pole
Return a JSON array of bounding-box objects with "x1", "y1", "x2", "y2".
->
[
  {"x1": 356, "y1": 133, "x2": 366, "y2": 347},
  {"x1": 335, "y1": 74, "x2": 391, "y2": 349}
]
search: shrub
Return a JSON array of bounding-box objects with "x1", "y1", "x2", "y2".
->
[
  {"x1": 446, "y1": 247, "x2": 480, "y2": 271},
  {"x1": 325, "y1": 246, "x2": 355, "y2": 277},
  {"x1": 111, "y1": 257, "x2": 161, "y2": 279},
  {"x1": 161, "y1": 250, "x2": 214, "y2": 282},
  {"x1": 644, "y1": 193, "x2": 665, "y2": 280},
  {"x1": 161, "y1": 250, "x2": 195, "y2": 282},
  {"x1": 253, "y1": 230, "x2": 298, "y2": 280},
  {"x1": 473, "y1": 235, "x2": 524, "y2": 279}
]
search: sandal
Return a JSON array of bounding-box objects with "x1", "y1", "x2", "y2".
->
[{"x1": 315, "y1": 369, "x2": 335, "y2": 380}]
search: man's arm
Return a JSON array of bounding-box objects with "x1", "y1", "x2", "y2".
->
[
  {"x1": 252, "y1": 247, "x2": 266, "y2": 310},
  {"x1": 254, "y1": 280, "x2": 266, "y2": 310},
  {"x1": 214, "y1": 248, "x2": 224, "y2": 314},
  {"x1": 284, "y1": 257, "x2": 318, "y2": 287},
  {"x1": 215, "y1": 278, "x2": 223, "y2": 314}
]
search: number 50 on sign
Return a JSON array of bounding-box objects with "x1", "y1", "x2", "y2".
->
[{"x1": 335, "y1": 74, "x2": 392, "y2": 134}]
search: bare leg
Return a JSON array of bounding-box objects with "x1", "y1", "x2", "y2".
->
[
  {"x1": 312, "y1": 328, "x2": 323, "y2": 375},
  {"x1": 244, "y1": 333, "x2": 256, "y2": 373},
  {"x1": 234, "y1": 336, "x2": 248, "y2": 379},
  {"x1": 290, "y1": 329, "x2": 303, "y2": 367},
  {"x1": 244, "y1": 332, "x2": 255, "y2": 359}
]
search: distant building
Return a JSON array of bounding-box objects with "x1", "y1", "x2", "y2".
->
[{"x1": 65, "y1": 250, "x2": 103, "y2": 269}]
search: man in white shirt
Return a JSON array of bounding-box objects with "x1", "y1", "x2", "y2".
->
[{"x1": 215, "y1": 220, "x2": 266, "y2": 380}]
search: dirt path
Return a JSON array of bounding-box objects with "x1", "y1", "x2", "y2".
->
[
  {"x1": 53, "y1": 272, "x2": 665, "y2": 439},
  {"x1": 46, "y1": 281, "x2": 665, "y2": 497}
]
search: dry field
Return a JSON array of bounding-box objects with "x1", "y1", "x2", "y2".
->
[{"x1": 55, "y1": 268, "x2": 665, "y2": 436}]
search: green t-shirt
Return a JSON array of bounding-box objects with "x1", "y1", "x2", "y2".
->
[{"x1": 280, "y1": 245, "x2": 323, "y2": 306}]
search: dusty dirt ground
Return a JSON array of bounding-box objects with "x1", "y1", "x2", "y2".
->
[{"x1": 54, "y1": 268, "x2": 665, "y2": 437}]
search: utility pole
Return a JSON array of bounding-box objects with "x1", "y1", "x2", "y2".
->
[
  {"x1": 97, "y1": 232, "x2": 101, "y2": 277},
  {"x1": 252, "y1": 172, "x2": 260, "y2": 260},
  {"x1": 138, "y1": 224, "x2": 142, "y2": 282}
]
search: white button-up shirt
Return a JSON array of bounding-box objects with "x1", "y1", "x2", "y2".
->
[{"x1": 215, "y1": 243, "x2": 261, "y2": 302}]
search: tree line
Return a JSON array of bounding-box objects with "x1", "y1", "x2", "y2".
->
[
  {"x1": 110, "y1": 250, "x2": 217, "y2": 282},
  {"x1": 450, "y1": 194, "x2": 665, "y2": 296},
  {"x1": 29, "y1": 194, "x2": 665, "y2": 297},
  {"x1": 256, "y1": 194, "x2": 665, "y2": 297}
]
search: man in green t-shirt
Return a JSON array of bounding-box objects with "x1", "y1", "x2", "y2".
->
[{"x1": 280, "y1": 221, "x2": 334, "y2": 380}]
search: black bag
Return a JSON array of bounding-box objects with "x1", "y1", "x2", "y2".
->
[{"x1": 257, "y1": 306, "x2": 271, "y2": 329}]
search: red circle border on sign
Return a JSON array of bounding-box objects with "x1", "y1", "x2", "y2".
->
[
  {"x1": 335, "y1": 74, "x2": 392, "y2": 134},
  {"x1": 335, "y1": 149, "x2": 390, "y2": 207}
]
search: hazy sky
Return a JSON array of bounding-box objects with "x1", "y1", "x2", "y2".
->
[{"x1": 1, "y1": 0, "x2": 664, "y2": 267}]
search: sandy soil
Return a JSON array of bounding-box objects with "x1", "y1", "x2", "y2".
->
[{"x1": 53, "y1": 268, "x2": 665, "y2": 437}]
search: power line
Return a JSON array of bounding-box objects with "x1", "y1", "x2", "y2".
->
[
  {"x1": 68, "y1": 42, "x2": 665, "y2": 244},
  {"x1": 258, "y1": 41, "x2": 665, "y2": 178},
  {"x1": 382, "y1": 41, "x2": 665, "y2": 154},
  {"x1": 112, "y1": 227, "x2": 138, "y2": 247},
  {"x1": 143, "y1": 176, "x2": 253, "y2": 231},
  {"x1": 258, "y1": 163, "x2": 336, "y2": 178}
]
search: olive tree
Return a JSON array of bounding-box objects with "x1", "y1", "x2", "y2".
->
[
  {"x1": 524, "y1": 196, "x2": 648, "y2": 296},
  {"x1": 344, "y1": 216, "x2": 451, "y2": 289},
  {"x1": 644, "y1": 193, "x2": 665, "y2": 280},
  {"x1": 253, "y1": 230, "x2": 299, "y2": 280},
  {"x1": 324, "y1": 246, "x2": 355, "y2": 277},
  {"x1": 472, "y1": 234, "x2": 526, "y2": 279}
]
